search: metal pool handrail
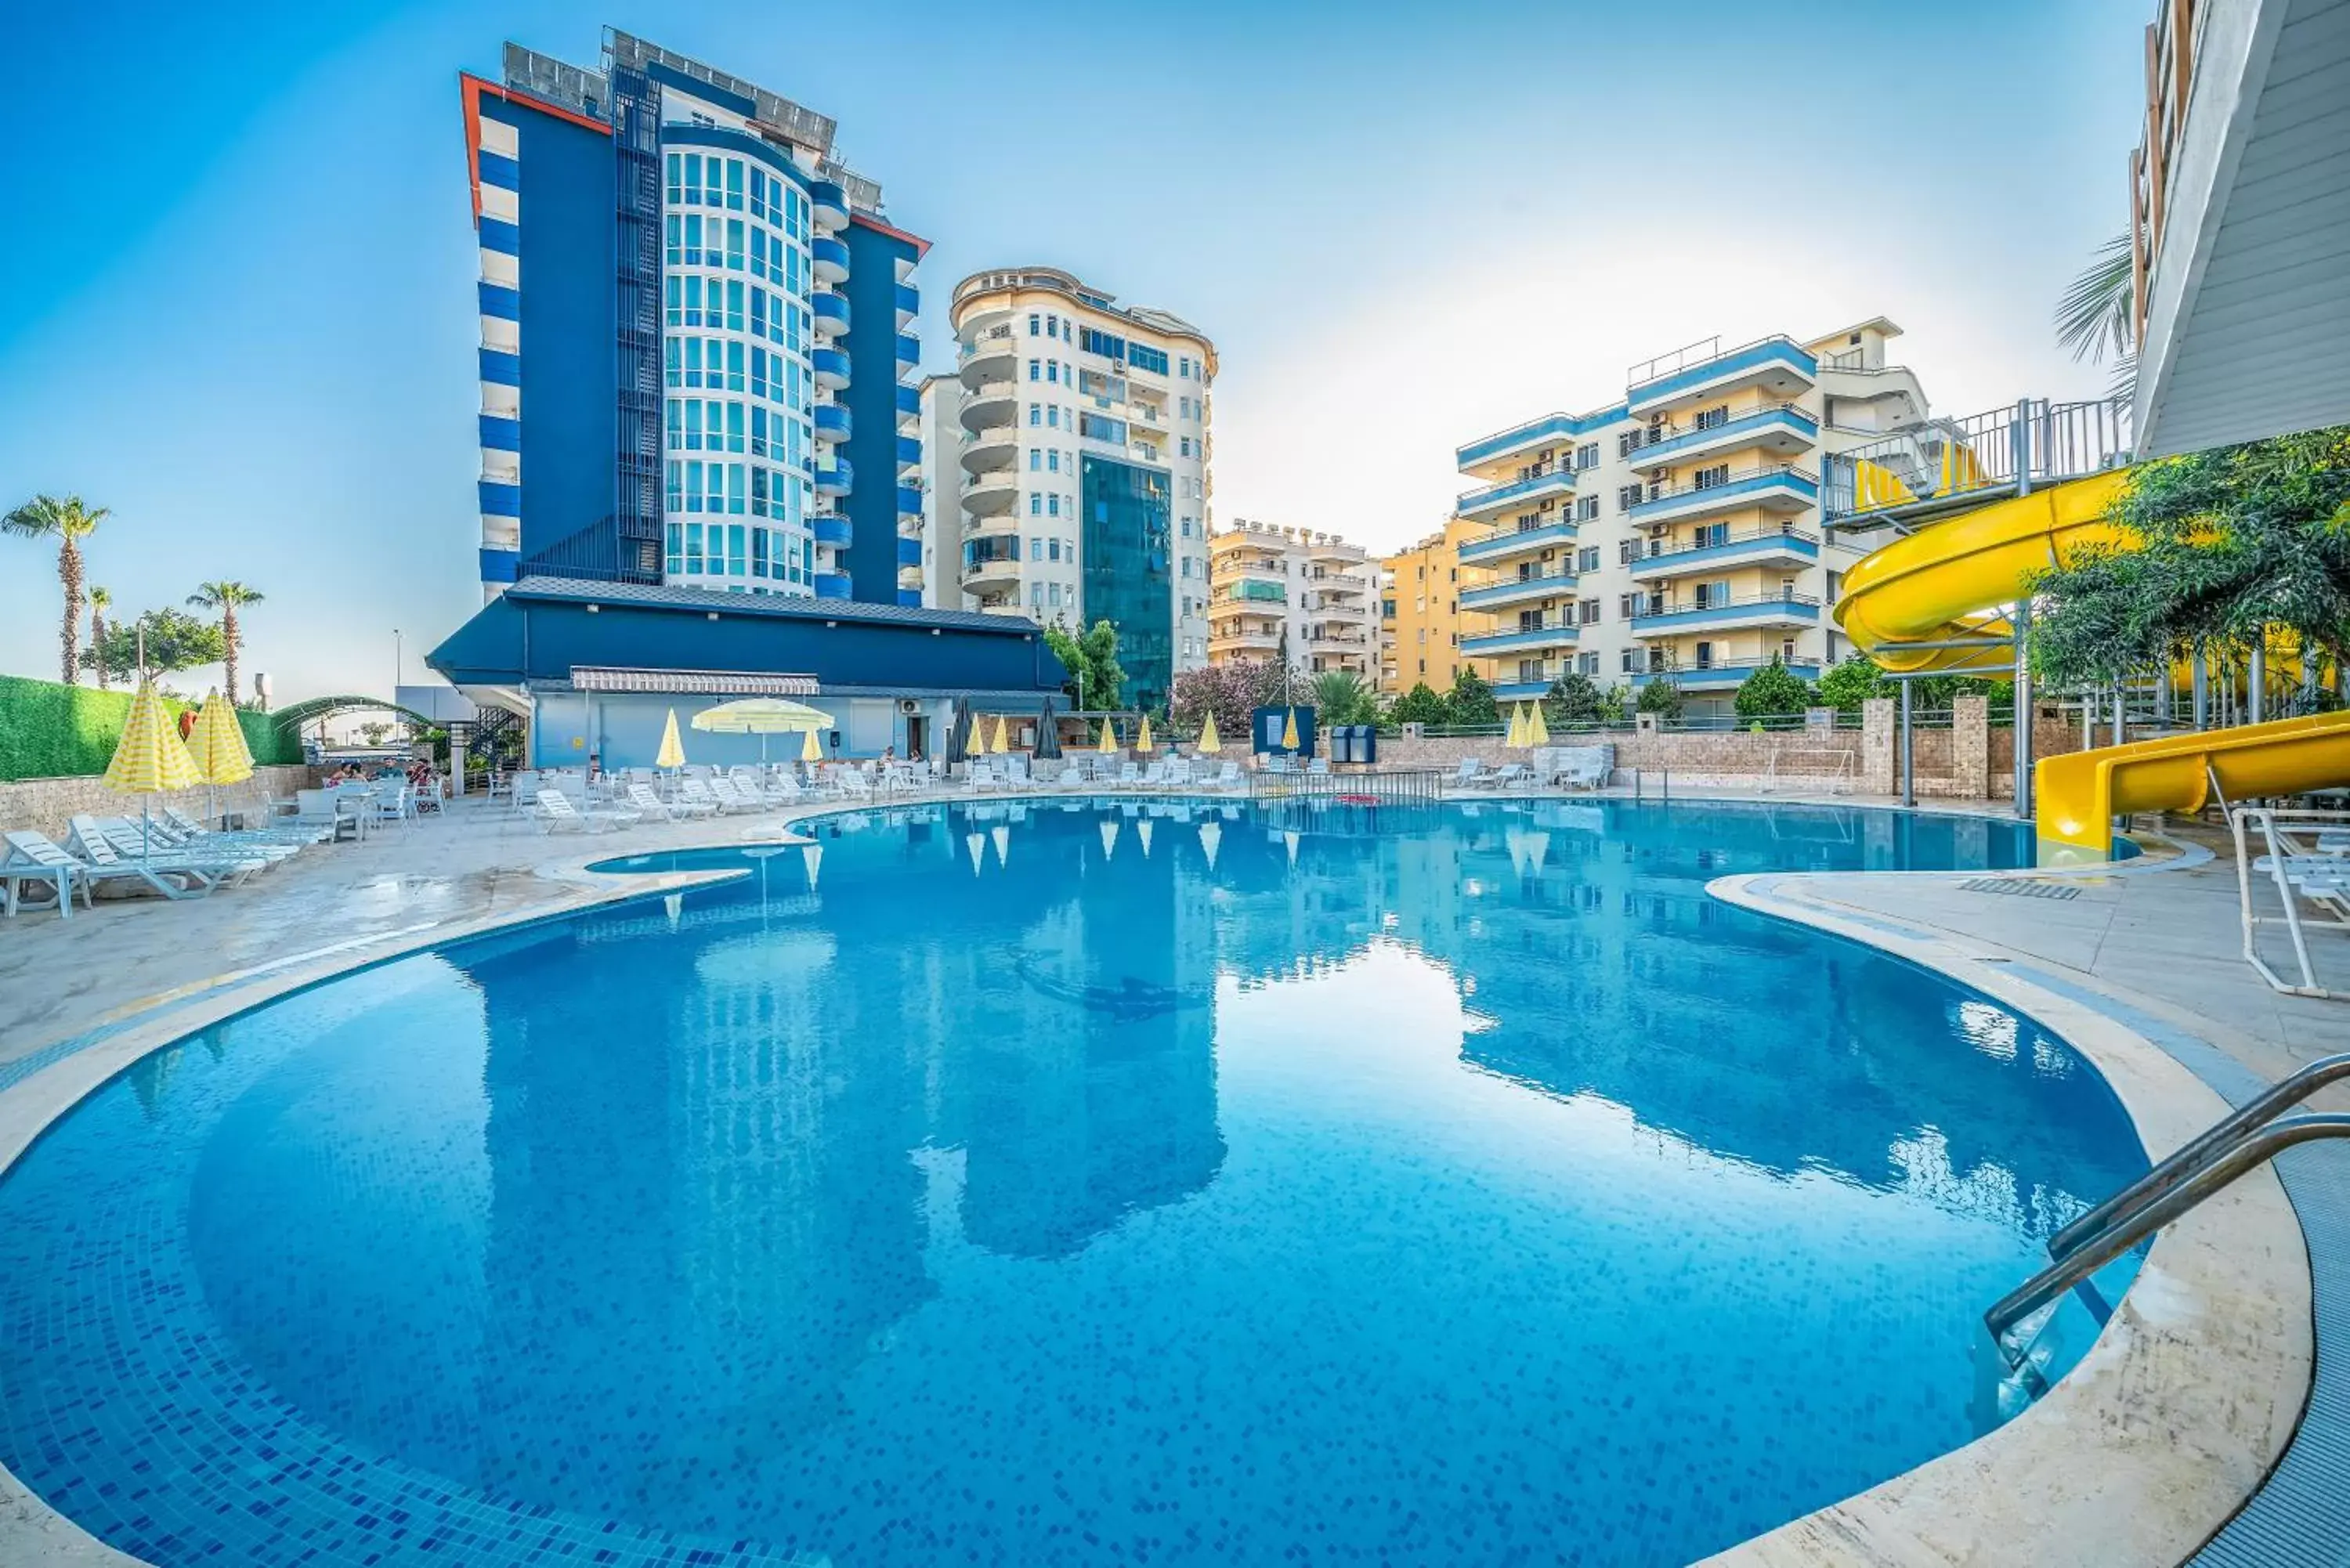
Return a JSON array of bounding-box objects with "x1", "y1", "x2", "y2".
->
[
  {"x1": 2047, "y1": 1051, "x2": 2350, "y2": 1260},
  {"x1": 1985, "y1": 1113, "x2": 2350, "y2": 1355}
]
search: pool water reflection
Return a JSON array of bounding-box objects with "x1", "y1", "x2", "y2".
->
[{"x1": 0, "y1": 799, "x2": 2144, "y2": 1567}]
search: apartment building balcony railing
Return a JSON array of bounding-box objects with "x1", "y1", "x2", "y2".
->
[
  {"x1": 1625, "y1": 524, "x2": 1820, "y2": 580},
  {"x1": 1819, "y1": 395, "x2": 2132, "y2": 529},
  {"x1": 961, "y1": 426, "x2": 1018, "y2": 475},
  {"x1": 1460, "y1": 620, "x2": 1581, "y2": 656},
  {"x1": 895, "y1": 283, "x2": 920, "y2": 329},
  {"x1": 808, "y1": 179, "x2": 848, "y2": 232},
  {"x1": 1459, "y1": 569, "x2": 1578, "y2": 610},
  {"x1": 1458, "y1": 518, "x2": 1578, "y2": 565},
  {"x1": 958, "y1": 324, "x2": 1017, "y2": 385},
  {"x1": 1626, "y1": 334, "x2": 1816, "y2": 416},
  {"x1": 812, "y1": 403, "x2": 853, "y2": 443},
  {"x1": 1630, "y1": 590, "x2": 1820, "y2": 634},
  {"x1": 812, "y1": 236, "x2": 850, "y2": 284},
  {"x1": 1624, "y1": 403, "x2": 1818, "y2": 473},
  {"x1": 812, "y1": 516, "x2": 853, "y2": 548},
  {"x1": 813, "y1": 347, "x2": 851, "y2": 390},
  {"x1": 1456, "y1": 466, "x2": 1575, "y2": 520},
  {"x1": 1492, "y1": 665, "x2": 1576, "y2": 702},
  {"x1": 961, "y1": 382, "x2": 1017, "y2": 432},
  {"x1": 1210, "y1": 577, "x2": 1287, "y2": 606},
  {"x1": 1629, "y1": 657, "x2": 1824, "y2": 692},
  {"x1": 1209, "y1": 627, "x2": 1281, "y2": 653},
  {"x1": 811, "y1": 292, "x2": 850, "y2": 338},
  {"x1": 1626, "y1": 464, "x2": 1817, "y2": 526}
]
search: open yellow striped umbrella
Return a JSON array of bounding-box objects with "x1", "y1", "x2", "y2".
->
[
  {"x1": 105, "y1": 677, "x2": 203, "y2": 853},
  {"x1": 1136, "y1": 714, "x2": 1155, "y2": 752},
  {"x1": 1097, "y1": 718, "x2": 1119, "y2": 755},
  {"x1": 1196, "y1": 712, "x2": 1222, "y2": 754},
  {"x1": 656, "y1": 708, "x2": 687, "y2": 769}
]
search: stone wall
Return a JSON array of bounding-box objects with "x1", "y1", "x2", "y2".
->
[{"x1": 0, "y1": 764, "x2": 315, "y2": 844}]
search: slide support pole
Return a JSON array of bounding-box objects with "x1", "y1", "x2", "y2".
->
[
  {"x1": 1900, "y1": 680, "x2": 1915, "y2": 808},
  {"x1": 2013, "y1": 602, "x2": 2034, "y2": 819}
]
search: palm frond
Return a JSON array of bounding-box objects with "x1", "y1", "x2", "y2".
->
[{"x1": 2055, "y1": 234, "x2": 2136, "y2": 364}]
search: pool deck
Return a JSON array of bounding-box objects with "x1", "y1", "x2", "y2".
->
[{"x1": 1, "y1": 788, "x2": 2345, "y2": 1566}]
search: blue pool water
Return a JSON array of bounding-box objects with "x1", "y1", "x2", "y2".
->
[{"x1": 0, "y1": 800, "x2": 2147, "y2": 1567}]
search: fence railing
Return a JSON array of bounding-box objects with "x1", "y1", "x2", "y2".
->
[
  {"x1": 1248, "y1": 767, "x2": 1447, "y2": 804},
  {"x1": 1821, "y1": 396, "x2": 2132, "y2": 524}
]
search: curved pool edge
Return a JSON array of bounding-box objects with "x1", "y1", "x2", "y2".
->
[
  {"x1": 1701, "y1": 862, "x2": 2314, "y2": 1568},
  {"x1": 0, "y1": 793, "x2": 2281, "y2": 1567}
]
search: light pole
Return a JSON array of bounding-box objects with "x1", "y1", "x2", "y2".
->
[{"x1": 393, "y1": 628, "x2": 403, "y2": 693}]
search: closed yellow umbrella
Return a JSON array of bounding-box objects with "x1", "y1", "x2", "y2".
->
[
  {"x1": 656, "y1": 708, "x2": 687, "y2": 769},
  {"x1": 991, "y1": 714, "x2": 1010, "y2": 754},
  {"x1": 1196, "y1": 712, "x2": 1222, "y2": 754},
  {"x1": 1097, "y1": 718, "x2": 1119, "y2": 754},
  {"x1": 105, "y1": 677, "x2": 204, "y2": 853},
  {"x1": 186, "y1": 689, "x2": 256, "y2": 828},
  {"x1": 1136, "y1": 714, "x2": 1154, "y2": 753},
  {"x1": 1281, "y1": 708, "x2": 1299, "y2": 751},
  {"x1": 1503, "y1": 705, "x2": 1524, "y2": 749},
  {"x1": 1527, "y1": 700, "x2": 1550, "y2": 747},
  {"x1": 801, "y1": 725, "x2": 825, "y2": 764}
]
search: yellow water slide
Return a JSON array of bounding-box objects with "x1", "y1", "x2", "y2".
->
[{"x1": 1830, "y1": 469, "x2": 2350, "y2": 854}]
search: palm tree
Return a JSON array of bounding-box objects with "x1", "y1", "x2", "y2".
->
[
  {"x1": 1311, "y1": 667, "x2": 1374, "y2": 725},
  {"x1": 2, "y1": 493, "x2": 108, "y2": 685},
  {"x1": 2055, "y1": 233, "x2": 2138, "y2": 399},
  {"x1": 87, "y1": 587, "x2": 112, "y2": 690},
  {"x1": 188, "y1": 581, "x2": 265, "y2": 706}
]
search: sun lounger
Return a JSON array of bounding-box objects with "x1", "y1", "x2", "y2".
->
[
  {"x1": 630, "y1": 782, "x2": 713, "y2": 822},
  {"x1": 1450, "y1": 757, "x2": 1491, "y2": 791},
  {"x1": 707, "y1": 777, "x2": 765, "y2": 814},
  {"x1": 2, "y1": 831, "x2": 94, "y2": 919},
  {"x1": 64, "y1": 818, "x2": 226, "y2": 898},
  {"x1": 531, "y1": 789, "x2": 635, "y2": 834},
  {"x1": 678, "y1": 778, "x2": 730, "y2": 815}
]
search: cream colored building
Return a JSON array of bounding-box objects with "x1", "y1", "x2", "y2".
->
[
  {"x1": 1377, "y1": 517, "x2": 1506, "y2": 696},
  {"x1": 1449, "y1": 319, "x2": 1932, "y2": 717},
  {"x1": 1206, "y1": 521, "x2": 1379, "y2": 679},
  {"x1": 943, "y1": 266, "x2": 1215, "y2": 711}
]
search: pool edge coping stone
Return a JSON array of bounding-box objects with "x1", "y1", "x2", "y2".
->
[{"x1": 1701, "y1": 863, "x2": 2314, "y2": 1568}]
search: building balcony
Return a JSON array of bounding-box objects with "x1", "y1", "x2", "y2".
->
[
  {"x1": 896, "y1": 534, "x2": 923, "y2": 566},
  {"x1": 895, "y1": 434, "x2": 922, "y2": 475},
  {"x1": 895, "y1": 283, "x2": 920, "y2": 330},
  {"x1": 1630, "y1": 591, "x2": 1820, "y2": 634},
  {"x1": 1209, "y1": 627, "x2": 1282, "y2": 655},
  {"x1": 1492, "y1": 674, "x2": 1571, "y2": 702},
  {"x1": 964, "y1": 471, "x2": 1019, "y2": 517},
  {"x1": 1460, "y1": 621, "x2": 1580, "y2": 656},
  {"x1": 1624, "y1": 403, "x2": 1818, "y2": 473},
  {"x1": 1459, "y1": 569, "x2": 1578, "y2": 610},
  {"x1": 809, "y1": 180, "x2": 848, "y2": 233},
  {"x1": 813, "y1": 570, "x2": 852, "y2": 598},
  {"x1": 813, "y1": 347, "x2": 851, "y2": 391},
  {"x1": 812, "y1": 292, "x2": 850, "y2": 338},
  {"x1": 1455, "y1": 412, "x2": 1608, "y2": 474},
  {"x1": 896, "y1": 382, "x2": 921, "y2": 428},
  {"x1": 964, "y1": 541, "x2": 1023, "y2": 591},
  {"x1": 961, "y1": 382, "x2": 1016, "y2": 432},
  {"x1": 896, "y1": 483, "x2": 923, "y2": 517},
  {"x1": 895, "y1": 332, "x2": 920, "y2": 366},
  {"x1": 813, "y1": 403, "x2": 852, "y2": 443},
  {"x1": 1631, "y1": 658, "x2": 1823, "y2": 692},
  {"x1": 815, "y1": 459, "x2": 853, "y2": 497},
  {"x1": 1458, "y1": 518, "x2": 1578, "y2": 565},
  {"x1": 812, "y1": 236, "x2": 850, "y2": 285},
  {"x1": 960, "y1": 427, "x2": 1018, "y2": 475},
  {"x1": 1455, "y1": 467, "x2": 1574, "y2": 520},
  {"x1": 1627, "y1": 464, "x2": 1817, "y2": 526},
  {"x1": 812, "y1": 515, "x2": 853, "y2": 547},
  {"x1": 896, "y1": 587, "x2": 923, "y2": 608},
  {"x1": 1626, "y1": 524, "x2": 1820, "y2": 580},
  {"x1": 1626, "y1": 334, "x2": 1816, "y2": 417},
  {"x1": 1209, "y1": 580, "x2": 1289, "y2": 612},
  {"x1": 959, "y1": 327, "x2": 1016, "y2": 386}
]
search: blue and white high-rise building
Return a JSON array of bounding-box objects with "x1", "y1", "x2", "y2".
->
[{"x1": 461, "y1": 30, "x2": 927, "y2": 606}]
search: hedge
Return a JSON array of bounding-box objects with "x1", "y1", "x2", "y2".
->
[{"x1": 0, "y1": 674, "x2": 304, "y2": 782}]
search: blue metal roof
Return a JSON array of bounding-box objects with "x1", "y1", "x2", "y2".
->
[{"x1": 502, "y1": 576, "x2": 1025, "y2": 635}]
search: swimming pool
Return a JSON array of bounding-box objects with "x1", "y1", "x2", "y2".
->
[{"x1": 0, "y1": 799, "x2": 2147, "y2": 1566}]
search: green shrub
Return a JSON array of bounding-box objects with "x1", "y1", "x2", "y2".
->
[
  {"x1": 0, "y1": 674, "x2": 302, "y2": 781},
  {"x1": 1734, "y1": 656, "x2": 1816, "y2": 719}
]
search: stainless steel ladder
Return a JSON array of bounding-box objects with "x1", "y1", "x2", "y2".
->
[{"x1": 1986, "y1": 1051, "x2": 2350, "y2": 1362}]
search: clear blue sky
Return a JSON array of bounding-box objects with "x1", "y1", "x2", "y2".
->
[{"x1": 0, "y1": 0, "x2": 2149, "y2": 702}]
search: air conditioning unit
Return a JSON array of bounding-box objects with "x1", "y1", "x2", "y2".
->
[{"x1": 898, "y1": 699, "x2": 921, "y2": 716}]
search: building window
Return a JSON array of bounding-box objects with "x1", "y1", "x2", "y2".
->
[
  {"x1": 1576, "y1": 442, "x2": 1598, "y2": 470},
  {"x1": 1578, "y1": 598, "x2": 1600, "y2": 625},
  {"x1": 1576, "y1": 546, "x2": 1600, "y2": 573},
  {"x1": 1694, "y1": 404, "x2": 1728, "y2": 431},
  {"x1": 1577, "y1": 495, "x2": 1600, "y2": 522}
]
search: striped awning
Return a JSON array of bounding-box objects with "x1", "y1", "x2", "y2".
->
[{"x1": 569, "y1": 666, "x2": 819, "y2": 696}]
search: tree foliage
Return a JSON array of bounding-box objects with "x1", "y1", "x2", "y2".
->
[
  {"x1": 2030, "y1": 427, "x2": 2350, "y2": 689},
  {"x1": 1387, "y1": 681, "x2": 1448, "y2": 726},
  {"x1": 2054, "y1": 233, "x2": 2137, "y2": 399},
  {"x1": 1170, "y1": 658, "x2": 1293, "y2": 739},
  {"x1": 1310, "y1": 669, "x2": 1380, "y2": 725},
  {"x1": 1043, "y1": 618, "x2": 1127, "y2": 710},
  {"x1": 1634, "y1": 677, "x2": 1684, "y2": 719},
  {"x1": 81, "y1": 608, "x2": 226, "y2": 682},
  {"x1": 1734, "y1": 656, "x2": 1816, "y2": 718},
  {"x1": 1541, "y1": 673, "x2": 1615, "y2": 726},
  {"x1": 1445, "y1": 667, "x2": 1499, "y2": 725}
]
